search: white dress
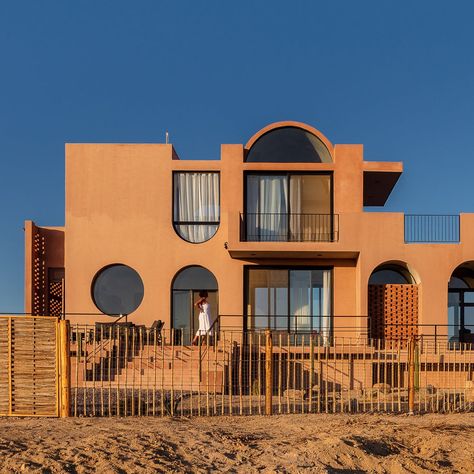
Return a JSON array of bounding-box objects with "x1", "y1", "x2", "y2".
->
[{"x1": 196, "y1": 302, "x2": 212, "y2": 336}]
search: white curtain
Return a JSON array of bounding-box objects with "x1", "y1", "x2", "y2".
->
[
  {"x1": 321, "y1": 270, "x2": 332, "y2": 345},
  {"x1": 289, "y1": 176, "x2": 303, "y2": 240},
  {"x1": 174, "y1": 173, "x2": 219, "y2": 243},
  {"x1": 290, "y1": 270, "x2": 311, "y2": 332},
  {"x1": 247, "y1": 175, "x2": 288, "y2": 241}
]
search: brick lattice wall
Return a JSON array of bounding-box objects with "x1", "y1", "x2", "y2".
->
[{"x1": 368, "y1": 284, "x2": 419, "y2": 340}]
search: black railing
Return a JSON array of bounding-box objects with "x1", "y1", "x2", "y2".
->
[
  {"x1": 404, "y1": 215, "x2": 460, "y2": 243},
  {"x1": 240, "y1": 213, "x2": 339, "y2": 242}
]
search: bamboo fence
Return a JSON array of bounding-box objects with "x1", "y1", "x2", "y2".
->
[{"x1": 0, "y1": 315, "x2": 59, "y2": 416}]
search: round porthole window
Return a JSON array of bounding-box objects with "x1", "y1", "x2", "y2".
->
[{"x1": 92, "y1": 264, "x2": 144, "y2": 315}]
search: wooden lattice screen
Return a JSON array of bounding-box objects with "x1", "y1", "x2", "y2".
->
[
  {"x1": 0, "y1": 316, "x2": 59, "y2": 416},
  {"x1": 368, "y1": 284, "x2": 419, "y2": 340}
]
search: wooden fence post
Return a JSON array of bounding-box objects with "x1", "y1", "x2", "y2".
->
[
  {"x1": 408, "y1": 336, "x2": 415, "y2": 415},
  {"x1": 265, "y1": 329, "x2": 273, "y2": 416},
  {"x1": 59, "y1": 319, "x2": 71, "y2": 417}
]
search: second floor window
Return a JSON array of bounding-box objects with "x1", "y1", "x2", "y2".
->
[
  {"x1": 244, "y1": 173, "x2": 333, "y2": 241},
  {"x1": 173, "y1": 172, "x2": 220, "y2": 243}
]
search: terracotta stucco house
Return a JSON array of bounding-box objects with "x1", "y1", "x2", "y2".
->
[{"x1": 24, "y1": 121, "x2": 474, "y2": 344}]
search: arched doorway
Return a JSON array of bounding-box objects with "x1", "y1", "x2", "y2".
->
[
  {"x1": 368, "y1": 262, "x2": 419, "y2": 341},
  {"x1": 448, "y1": 262, "x2": 474, "y2": 343},
  {"x1": 172, "y1": 266, "x2": 218, "y2": 344}
]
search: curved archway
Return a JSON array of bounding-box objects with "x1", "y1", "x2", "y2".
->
[
  {"x1": 245, "y1": 122, "x2": 333, "y2": 163},
  {"x1": 448, "y1": 261, "x2": 474, "y2": 343},
  {"x1": 368, "y1": 261, "x2": 420, "y2": 341},
  {"x1": 171, "y1": 266, "x2": 218, "y2": 344}
]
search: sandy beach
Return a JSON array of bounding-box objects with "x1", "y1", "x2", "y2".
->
[{"x1": 0, "y1": 413, "x2": 473, "y2": 473}]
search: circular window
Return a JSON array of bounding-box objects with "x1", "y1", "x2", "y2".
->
[{"x1": 92, "y1": 264, "x2": 144, "y2": 315}]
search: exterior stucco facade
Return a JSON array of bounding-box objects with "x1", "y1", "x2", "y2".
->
[{"x1": 24, "y1": 121, "x2": 474, "y2": 340}]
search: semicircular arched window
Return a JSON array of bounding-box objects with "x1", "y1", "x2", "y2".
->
[
  {"x1": 368, "y1": 264, "x2": 415, "y2": 285},
  {"x1": 246, "y1": 126, "x2": 332, "y2": 163},
  {"x1": 173, "y1": 172, "x2": 220, "y2": 243},
  {"x1": 91, "y1": 264, "x2": 144, "y2": 316}
]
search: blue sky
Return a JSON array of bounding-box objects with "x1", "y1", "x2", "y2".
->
[{"x1": 1, "y1": 1, "x2": 473, "y2": 311}]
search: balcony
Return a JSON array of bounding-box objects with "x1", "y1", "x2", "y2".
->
[
  {"x1": 404, "y1": 215, "x2": 460, "y2": 243},
  {"x1": 240, "y1": 213, "x2": 339, "y2": 242}
]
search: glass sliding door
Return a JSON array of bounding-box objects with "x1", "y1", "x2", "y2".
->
[
  {"x1": 246, "y1": 268, "x2": 332, "y2": 340},
  {"x1": 245, "y1": 173, "x2": 332, "y2": 241},
  {"x1": 289, "y1": 270, "x2": 332, "y2": 341},
  {"x1": 448, "y1": 292, "x2": 461, "y2": 342},
  {"x1": 289, "y1": 175, "x2": 331, "y2": 241},
  {"x1": 448, "y1": 289, "x2": 474, "y2": 343},
  {"x1": 246, "y1": 175, "x2": 288, "y2": 241},
  {"x1": 247, "y1": 269, "x2": 288, "y2": 330}
]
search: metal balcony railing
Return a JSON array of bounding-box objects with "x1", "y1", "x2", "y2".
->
[
  {"x1": 404, "y1": 215, "x2": 460, "y2": 243},
  {"x1": 240, "y1": 213, "x2": 339, "y2": 242}
]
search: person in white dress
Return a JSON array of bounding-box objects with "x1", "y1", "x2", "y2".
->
[{"x1": 192, "y1": 290, "x2": 213, "y2": 345}]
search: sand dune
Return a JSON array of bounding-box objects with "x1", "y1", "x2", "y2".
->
[{"x1": 0, "y1": 413, "x2": 473, "y2": 473}]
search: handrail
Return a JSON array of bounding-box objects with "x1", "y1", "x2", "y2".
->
[
  {"x1": 240, "y1": 212, "x2": 339, "y2": 242},
  {"x1": 404, "y1": 214, "x2": 460, "y2": 243}
]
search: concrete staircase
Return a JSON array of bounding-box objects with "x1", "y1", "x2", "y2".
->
[{"x1": 71, "y1": 341, "x2": 231, "y2": 391}]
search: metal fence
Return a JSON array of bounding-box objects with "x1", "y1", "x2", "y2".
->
[
  {"x1": 70, "y1": 325, "x2": 474, "y2": 417},
  {"x1": 404, "y1": 214, "x2": 460, "y2": 243}
]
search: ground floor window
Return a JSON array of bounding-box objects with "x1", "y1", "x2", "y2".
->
[
  {"x1": 448, "y1": 290, "x2": 474, "y2": 342},
  {"x1": 245, "y1": 267, "x2": 332, "y2": 338},
  {"x1": 448, "y1": 263, "x2": 474, "y2": 343}
]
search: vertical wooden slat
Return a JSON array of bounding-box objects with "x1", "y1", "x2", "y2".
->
[
  {"x1": 138, "y1": 328, "x2": 143, "y2": 416},
  {"x1": 213, "y1": 330, "x2": 218, "y2": 416},
  {"x1": 100, "y1": 325, "x2": 104, "y2": 417},
  {"x1": 206, "y1": 334, "x2": 210, "y2": 417},
  {"x1": 92, "y1": 325, "x2": 96, "y2": 417},
  {"x1": 221, "y1": 333, "x2": 226, "y2": 416},
  {"x1": 238, "y1": 334, "x2": 243, "y2": 416},
  {"x1": 300, "y1": 335, "x2": 305, "y2": 414},
  {"x1": 171, "y1": 328, "x2": 175, "y2": 417},
  {"x1": 265, "y1": 329, "x2": 273, "y2": 416},
  {"x1": 116, "y1": 326, "x2": 121, "y2": 417},
  {"x1": 59, "y1": 320, "x2": 70, "y2": 418},
  {"x1": 181, "y1": 331, "x2": 185, "y2": 417},
  {"x1": 278, "y1": 334, "x2": 282, "y2": 414},
  {"x1": 229, "y1": 331, "x2": 234, "y2": 416},
  {"x1": 107, "y1": 325, "x2": 112, "y2": 417},
  {"x1": 160, "y1": 329, "x2": 164, "y2": 417},
  {"x1": 152, "y1": 327, "x2": 157, "y2": 417},
  {"x1": 8, "y1": 318, "x2": 12, "y2": 416}
]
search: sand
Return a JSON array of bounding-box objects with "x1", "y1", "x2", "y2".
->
[{"x1": 0, "y1": 413, "x2": 473, "y2": 473}]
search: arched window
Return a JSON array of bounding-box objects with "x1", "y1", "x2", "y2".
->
[
  {"x1": 369, "y1": 264, "x2": 416, "y2": 285},
  {"x1": 91, "y1": 264, "x2": 144, "y2": 316},
  {"x1": 246, "y1": 126, "x2": 332, "y2": 163},
  {"x1": 172, "y1": 266, "x2": 218, "y2": 344},
  {"x1": 173, "y1": 172, "x2": 220, "y2": 243}
]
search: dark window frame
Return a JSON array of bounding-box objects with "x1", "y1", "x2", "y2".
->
[
  {"x1": 243, "y1": 265, "x2": 334, "y2": 333},
  {"x1": 448, "y1": 288, "x2": 474, "y2": 340},
  {"x1": 242, "y1": 171, "x2": 334, "y2": 242},
  {"x1": 170, "y1": 265, "x2": 219, "y2": 334},
  {"x1": 172, "y1": 170, "x2": 221, "y2": 244}
]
